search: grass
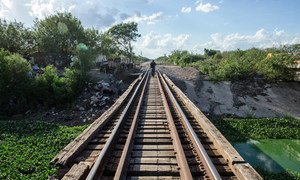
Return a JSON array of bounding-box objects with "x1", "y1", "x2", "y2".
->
[
  {"x1": 0, "y1": 118, "x2": 87, "y2": 179},
  {"x1": 256, "y1": 168, "x2": 300, "y2": 180},
  {"x1": 211, "y1": 117, "x2": 300, "y2": 180},
  {"x1": 211, "y1": 117, "x2": 300, "y2": 142}
]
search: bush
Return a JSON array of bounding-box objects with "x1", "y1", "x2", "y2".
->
[
  {"x1": 0, "y1": 49, "x2": 86, "y2": 114},
  {"x1": 0, "y1": 49, "x2": 33, "y2": 114},
  {"x1": 217, "y1": 59, "x2": 248, "y2": 80},
  {"x1": 198, "y1": 59, "x2": 220, "y2": 80},
  {"x1": 35, "y1": 65, "x2": 85, "y2": 106},
  {"x1": 167, "y1": 50, "x2": 205, "y2": 67},
  {"x1": 256, "y1": 53, "x2": 294, "y2": 81},
  {"x1": 198, "y1": 47, "x2": 295, "y2": 81}
]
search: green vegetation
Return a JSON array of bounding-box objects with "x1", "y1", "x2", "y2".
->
[
  {"x1": 256, "y1": 168, "x2": 300, "y2": 180},
  {"x1": 35, "y1": 65, "x2": 85, "y2": 106},
  {"x1": 211, "y1": 117, "x2": 300, "y2": 180},
  {"x1": 211, "y1": 117, "x2": 300, "y2": 142},
  {"x1": 158, "y1": 45, "x2": 299, "y2": 82},
  {"x1": 158, "y1": 50, "x2": 205, "y2": 67},
  {"x1": 199, "y1": 47, "x2": 295, "y2": 81},
  {"x1": 108, "y1": 22, "x2": 141, "y2": 63},
  {"x1": 0, "y1": 49, "x2": 86, "y2": 114},
  {"x1": 34, "y1": 13, "x2": 90, "y2": 67},
  {"x1": 0, "y1": 49, "x2": 33, "y2": 114},
  {"x1": 0, "y1": 19, "x2": 35, "y2": 57},
  {"x1": 134, "y1": 55, "x2": 150, "y2": 63},
  {"x1": 0, "y1": 118, "x2": 87, "y2": 179},
  {"x1": 0, "y1": 12, "x2": 144, "y2": 115}
]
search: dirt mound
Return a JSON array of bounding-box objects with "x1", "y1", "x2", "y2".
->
[
  {"x1": 157, "y1": 65, "x2": 300, "y2": 118},
  {"x1": 159, "y1": 65, "x2": 200, "y2": 91}
]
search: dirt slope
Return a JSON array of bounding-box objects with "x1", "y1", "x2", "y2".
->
[{"x1": 159, "y1": 65, "x2": 300, "y2": 118}]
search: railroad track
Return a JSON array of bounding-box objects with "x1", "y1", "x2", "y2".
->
[{"x1": 52, "y1": 70, "x2": 262, "y2": 180}]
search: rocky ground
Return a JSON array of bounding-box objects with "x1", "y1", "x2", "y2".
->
[
  {"x1": 158, "y1": 65, "x2": 300, "y2": 118},
  {"x1": 26, "y1": 68, "x2": 139, "y2": 126}
]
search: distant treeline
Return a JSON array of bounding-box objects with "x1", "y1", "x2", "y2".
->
[{"x1": 157, "y1": 45, "x2": 300, "y2": 81}]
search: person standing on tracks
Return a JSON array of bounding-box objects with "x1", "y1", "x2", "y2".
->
[{"x1": 150, "y1": 60, "x2": 156, "y2": 77}]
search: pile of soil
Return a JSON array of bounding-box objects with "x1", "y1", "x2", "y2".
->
[
  {"x1": 155, "y1": 64, "x2": 300, "y2": 118},
  {"x1": 158, "y1": 65, "x2": 200, "y2": 91}
]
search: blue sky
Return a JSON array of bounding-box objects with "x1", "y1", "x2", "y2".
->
[{"x1": 1, "y1": 0, "x2": 299, "y2": 58}]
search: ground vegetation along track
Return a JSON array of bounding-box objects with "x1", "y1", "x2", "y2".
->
[{"x1": 52, "y1": 70, "x2": 262, "y2": 180}]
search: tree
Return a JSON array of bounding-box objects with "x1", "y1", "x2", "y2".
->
[
  {"x1": 204, "y1": 48, "x2": 219, "y2": 57},
  {"x1": 34, "y1": 13, "x2": 88, "y2": 67},
  {"x1": 0, "y1": 19, "x2": 35, "y2": 58},
  {"x1": 108, "y1": 22, "x2": 141, "y2": 63},
  {"x1": 84, "y1": 28, "x2": 101, "y2": 49},
  {"x1": 99, "y1": 32, "x2": 119, "y2": 60}
]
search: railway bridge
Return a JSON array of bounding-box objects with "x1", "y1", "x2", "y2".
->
[{"x1": 51, "y1": 70, "x2": 262, "y2": 180}]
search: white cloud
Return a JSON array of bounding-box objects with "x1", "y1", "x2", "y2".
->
[
  {"x1": 26, "y1": 0, "x2": 55, "y2": 19},
  {"x1": 181, "y1": 7, "x2": 192, "y2": 13},
  {"x1": 124, "y1": 11, "x2": 163, "y2": 25},
  {"x1": 26, "y1": 0, "x2": 77, "y2": 19},
  {"x1": 142, "y1": 32, "x2": 190, "y2": 49},
  {"x1": 146, "y1": 0, "x2": 154, "y2": 4},
  {"x1": 1, "y1": 0, "x2": 13, "y2": 9},
  {"x1": 0, "y1": 0, "x2": 35, "y2": 25},
  {"x1": 195, "y1": 1, "x2": 219, "y2": 13},
  {"x1": 274, "y1": 28, "x2": 284, "y2": 36},
  {"x1": 0, "y1": 0, "x2": 121, "y2": 28},
  {"x1": 135, "y1": 32, "x2": 190, "y2": 58},
  {"x1": 292, "y1": 37, "x2": 300, "y2": 44},
  {"x1": 193, "y1": 28, "x2": 300, "y2": 53},
  {"x1": 0, "y1": 0, "x2": 14, "y2": 18}
]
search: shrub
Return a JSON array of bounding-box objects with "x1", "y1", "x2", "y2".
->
[
  {"x1": 0, "y1": 48, "x2": 86, "y2": 114},
  {"x1": 0, "y1": 49, "x2": 33, "y2": 114},
  {"x1": 35, "y1": 65, "x2": 59, "y2": 105},
  {"x1": 167, "y1": 50, "x2": 205, "y2": 67},
  {"x1": 256, "y1": 53, "x2": 294, "y2": 81},
  {"x1": 198, "y1": 47, "x2": 295, "y2": 81},
  {"x1": 198, "y1": 60, "x2": 219, "y2": 80},
  {"x1": 35, "y1": 65, "x2": 85, "y2": 106}
]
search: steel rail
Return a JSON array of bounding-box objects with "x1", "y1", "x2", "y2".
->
[
  {"x1": 156, "y1": 71, "x2": 193, "y2": 179},
  {"x1": 86, "y1": 71, "x2": 148, "y2": 180},
  {"x1": 158, "y1": 71, "x2": 222, "y2": 180},
  {"x1": 114, "y1": 71, "x2": 150, "y2": 179}
]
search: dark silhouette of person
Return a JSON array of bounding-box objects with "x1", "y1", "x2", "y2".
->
[{"x1": 150, "y1": 60, "x2": 156, "y2": 76}]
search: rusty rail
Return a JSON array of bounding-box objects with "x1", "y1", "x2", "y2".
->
[
  {"x1": 156, "y1": 70, "x2": 193, "y2": 179},
  {"x1": 86, "y1": 71, "x2": 148, "y2": 180},
  {"x1": 113, "y1": 71, "x2": 150, "y2": 179},
  {"x1": 53, "y1": 69, "x2": 262, "y2": 180},
  {"x1": 158, "y1": 71, "x2": 222, "y2": 179}
]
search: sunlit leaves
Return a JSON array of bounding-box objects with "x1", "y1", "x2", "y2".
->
[{"x1": 0, "y1": 119, "x2": 87, "y2": 179}]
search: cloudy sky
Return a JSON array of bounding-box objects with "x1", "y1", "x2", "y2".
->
[{"x1": 1, "y1": 0, "x2": 300, "y2": 58}]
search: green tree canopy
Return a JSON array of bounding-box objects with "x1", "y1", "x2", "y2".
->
[
  {"x1": 108, "y1": 22, "x2": 141, "y2": 62},
  {"x1": 204, "y1": 48, "x2": 220, "y2": 57},
  {"x1": 34, "y1": 13, "x2": 88, "y2": 67},
  {"x1": 98, "y1": 32, "x2": 119, "y2": 60},
  {"x1": 0, "y1": 19, "x2": 35, "y2": 58},
  {"x1": 168, "y1": 50, "x2": 204, "y2": 67}
]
